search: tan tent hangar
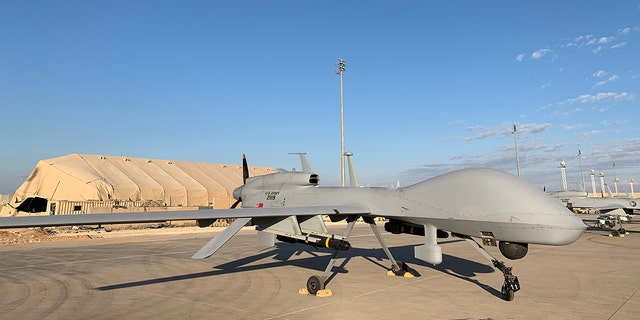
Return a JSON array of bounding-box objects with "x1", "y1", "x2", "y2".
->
[{"x1": 3, "y1": 153, "x2": 275, "y2": 216}]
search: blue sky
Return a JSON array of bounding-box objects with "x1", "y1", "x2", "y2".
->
[{"x1": 1, "y1": 1, "x2": 639, "y2": 194}]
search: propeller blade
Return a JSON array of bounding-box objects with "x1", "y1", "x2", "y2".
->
[
  {"x1": 242, "y1": 154, "x2": 249, "y2": 184},
  {"x1": 229, "y1": 154, "x2": 248, "y2": 209}
]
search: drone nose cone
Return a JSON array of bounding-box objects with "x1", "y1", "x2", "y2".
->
[
  {"x1": 405, "y1": 168, "x2": 587, "y2": 245},
  {"x1": 556, "y1": 217, "x2": 587, "y2": 244}
]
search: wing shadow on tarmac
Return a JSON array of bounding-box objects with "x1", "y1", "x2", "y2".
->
[{"x1": 96, "y1": 240, "x2": 497, "y2": 297}]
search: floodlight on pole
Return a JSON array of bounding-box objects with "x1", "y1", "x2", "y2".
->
[
  {"x1": 336, "y1": 58, "x2": 346, "y2": 187},
  {"x1": 560, "y1": 161, "x2": 567, "y2": 191},
  {"x1": 512, "y1": 124, "x2": 521, "y2": 177},
  {"x1": 578, "y1": 150, "x2": 586, "y2": 191},
  {"x1": 613, "y1": 162, "x2": 619, "y2": 196}
]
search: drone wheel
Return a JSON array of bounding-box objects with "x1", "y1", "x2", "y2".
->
[
  {"x1": 501, "y1": 285, "x2": 515, "y2": 301},
  {"x1": 306, "y1": 275, "x2": 324, "y2": 295},
  {"x1": 391, "y1": 261, "x2": 408, "y2": 276}
]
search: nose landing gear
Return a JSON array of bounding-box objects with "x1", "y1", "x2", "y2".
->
[
  {"x1": 493, "y1": 260, "x2": 520, "y2": 301},
  {"x1": 463, "y1": 237, "x2": 521, "y2": 301}
]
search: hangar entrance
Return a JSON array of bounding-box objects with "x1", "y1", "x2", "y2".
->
[{"x1": 15, "y1": 196, "x2": 48, "y2": 213}]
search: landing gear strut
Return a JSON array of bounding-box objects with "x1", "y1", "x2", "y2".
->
[
  {"x1": 302, "y1": 216, "x2": 412, "y2": 296},
  {"x1": 493, "y1": 259, "x2": 520, "y2": 301},
  {"x1": 464, "y1": 237, "x2": 520, "y2": 301},
  {"x1": 363, "y1": 217, "x2": 411, "y2": 277},
  {"x1": 302, "y1": 216, "x2": 358, "y2": 297}
]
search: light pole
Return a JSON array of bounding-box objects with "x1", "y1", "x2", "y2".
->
[
  {"x1": 512, "y1": 124, "x2": 520, "y2": 177},
  {"x1": 336, "y1": 58, "x2": 346, "y2": 187},
  {"x1": 560, "y1": 161, "x2": 568, "y2": 191},
  {"x1": 612, "y1": 162, "x2": 619, "y2": 197},
  {"x1": 578, "y1": 149, "x2": 586, "y2": 191}
]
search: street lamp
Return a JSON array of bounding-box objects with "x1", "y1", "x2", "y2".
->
[
  {"x1": 336, "y1": 58, "x2": 346, "y2": 187},
  {"x1": 578, "y1": 150, "x2": 586, "y2": 191},
  {"x1": 512, "y1": 125, "x2": 520, "y2": 177}
]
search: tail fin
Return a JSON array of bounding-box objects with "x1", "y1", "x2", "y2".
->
[{"x1": 289, "y1": 153, "x2": 313, "y2": 173}]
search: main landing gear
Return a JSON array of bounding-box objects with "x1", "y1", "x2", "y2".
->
[
  {"x1": 298, "y1": 216, "x2": 357, "y2": 297},
  {"x1": 463, "y1": 237, "x2": 520, "y2": 301},
  {"x1": 300, "y1": 216, "x2": 412, "y2": 297}
]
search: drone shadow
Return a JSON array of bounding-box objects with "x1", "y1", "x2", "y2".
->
[{"x1": 97, "y1": 240, "x2": 501, "y2": 298}]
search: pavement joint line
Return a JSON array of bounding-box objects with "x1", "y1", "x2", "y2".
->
[{"x1": 608, "y1": 285, "x2": 640, "y2": 320}]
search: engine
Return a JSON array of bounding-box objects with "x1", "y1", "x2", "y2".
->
[{"x1": 499, "y1": 241, "x2": 528, "y2": 260}]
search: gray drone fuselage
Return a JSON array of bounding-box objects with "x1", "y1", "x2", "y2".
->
[{"x1": 236, "y1": 167, "x2": 586, "y2": 247}]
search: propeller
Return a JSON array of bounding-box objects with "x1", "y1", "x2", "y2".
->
[
  {"x1": 242, "y1": 154, "x2": 249, "y2": 184},
  {"x1": 230, "y1": 154, "x2": 249, "y2": 209}
]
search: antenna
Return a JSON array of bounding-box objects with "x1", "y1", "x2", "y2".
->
[
  {"x1": 288, "y1": 152, "x2": 312, "y2": 173},
  {"x1": 336, "y1": 58, "x2": 346, "y2": 187},
  {"x1": 344, "y1": 151, "x2": 360, "y2": 187}
]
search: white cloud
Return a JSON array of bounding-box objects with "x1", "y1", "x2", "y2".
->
[
  {"x1": 523, "y1": 123, "x2": 551, "y2": 134},
  {"x1": 601, "y1": 119, "x2": 629, "y2": 126},
  {"x1": 593, "y1": 70, "x2": 607, "y2": 77},
  {"x1": 581, "y1": 130, "x2": 601, "y2": 137},
  {"x1": 464, "y1": 130, "x2": 497, "y2": 141},
  {"x1": 593, "y1": 74, "x2": 619, "y2": 88},
  {"x1": 619, "y1": 27, "x2": 631, "y2": 35},
  {"x1": 598, "y1": 37, "x2": 611, "y2": 44},
  {"x1": 466, "y1": 125, "x2": 487, "y2": 131},
  {"x1": 515, "y1": 54, "x2": 525, "y2": 62},
  {"x1": 537, "y1": 104, "x2": 552, "y2": 111},
  {"x1": 571, "y1": 34, "x2": 594, "y2": 47},
  {"x1": 564, "y1": 92, "x2": 629, "y2": 104},
  {"x1": 460, "y1": 123, "x2": 550, "y2": 142},
  {"x1": 531, "y1": 48, "x2": 551, "y2": 59},
  {"x1": 558, "y1": 124, "x2": 584, "y2": 130},
  {"x1": 552, "y1": 109, "x2": 580, "y2": 116},
  {"x1": 611, "y1": 42, "x2": 627, "y2": 49}
]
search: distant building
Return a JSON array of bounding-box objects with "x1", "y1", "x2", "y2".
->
[{"x1": 1, "y1": 153, "x2": 275, "y2": 216}]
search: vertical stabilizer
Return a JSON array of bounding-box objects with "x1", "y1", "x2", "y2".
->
[
  {"x1": 289, "y1": 153, "x2": 312, "y2": 173},
  {"x1": 345, "y1": 151, "x2": 360, "y2": 187}
]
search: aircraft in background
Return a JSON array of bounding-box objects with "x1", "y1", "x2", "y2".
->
[
  {"x1": 589, "y1": 208, "x2": 632, "y2": 237},
  {"x1": 0, "y1": 153, "x2": 587, "y2": 301},
  {"x1": 549, "y1": 190, "x2": 639, "y2": 215}
]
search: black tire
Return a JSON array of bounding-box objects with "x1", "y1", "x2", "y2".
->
[
  {"x1": 502, "y1": 285, "x2": 515, "y2": 301},
  {"x1": 306, "y1": 275, "x2": 324, "y2": 295},
  {"x1": 392, "y1": 261, "x2": 407, "y2": 276}
]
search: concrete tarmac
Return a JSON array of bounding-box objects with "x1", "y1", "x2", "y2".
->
[{"x1": 0, "y1": 221, "x2": 639, "y2": 320}]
